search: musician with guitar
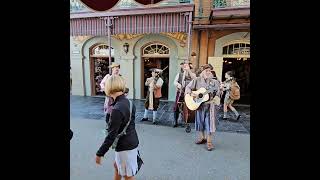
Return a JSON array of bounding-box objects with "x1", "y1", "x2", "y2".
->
[
  {"x1": 141, "y1": 68, "x2": 165, "y2": 125},
  {"x1": 185, "y1": 64, "x2": 220, "y2": 151},
  {"x1": 173, "y1": 60, "x2": 196, "y2": 128}
]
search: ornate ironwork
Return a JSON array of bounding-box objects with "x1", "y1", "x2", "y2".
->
[{"x1": 213, "y1": 0, "x2": 250, "y2": 8}]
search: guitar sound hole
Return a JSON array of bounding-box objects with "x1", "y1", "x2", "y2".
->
[{"x1": 198, "y1": 93, "x2": 203, "y2": 98}]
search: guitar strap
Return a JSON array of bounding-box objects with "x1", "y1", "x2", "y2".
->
[{"x1": 192, "y1": 77, "x2": 198, "y2": 91}]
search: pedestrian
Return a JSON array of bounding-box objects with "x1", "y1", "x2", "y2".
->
[
  {"x1": 96, "y1": 75, "x2": 140, "y2": 180},
  {"x1": 185, "y1": 64, "x2": 220, "y2": 151},
  {"x1": 221, "y1": 71, "x2": 241, "y2": 121},
  {"x1": 100, "y1": 63, "x2": 121, "y2": 131}
]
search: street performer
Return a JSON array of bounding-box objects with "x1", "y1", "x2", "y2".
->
[
  {"x1": 185, "y1": 64, "x2": 220, "y2": 151},
  {"x1": 172, "y1": 60, "x2": 196, "y2": 128},
  {"x1": 141, "y1": 68, "x2": 164, "y2": 125},
  {"x1": 100, "y1": 62, "x2": 121, "y2": 131}
]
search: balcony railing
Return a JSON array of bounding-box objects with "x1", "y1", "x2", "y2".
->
[
  {"x1": 213, "y1": 0, "x2": 250, "y2": 8},
  {"x1": 70, "y1": 0, "x2": 86, "y2": 12}
]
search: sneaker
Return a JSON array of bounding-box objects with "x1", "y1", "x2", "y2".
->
[
  {"x1": 173, "y1": 124, "x2": 178, "y2": 128},
  {"x1": 236, "y1": 115, "x2": 241, "y2": 121},
  {"x1": 140, "y1": 118, "x2": 148, "y2": 122},
  {"x1": 153, "y1": 121, "x2": 158, "y2": 125}
]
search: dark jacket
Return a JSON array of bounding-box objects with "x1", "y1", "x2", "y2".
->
[{"x1": 96, "y1": 94, "x2": 139, "y2": 157}]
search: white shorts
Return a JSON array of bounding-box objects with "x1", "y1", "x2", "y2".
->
[{"x1": 115, "y1": 148, "x2": 138, "y2": 177}]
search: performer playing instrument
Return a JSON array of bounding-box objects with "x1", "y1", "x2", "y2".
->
[
  {"x1": 141, "y1": 68, "x2": 164, "y2": 125},
  {"x1": 173, "y1": 60, "x2": 196, "y2": 128},
  {"x1": 185, "y1": 64, "x2": 220, "y2": 151}
]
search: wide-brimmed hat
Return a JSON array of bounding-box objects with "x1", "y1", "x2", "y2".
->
[
  {"x1": 149, "y1": 68, "x2": 162, "y2": 73},
  {"x1": 109, "y1": 62, "x2": 120, "y2": 68},
  {"x1": 201, "y1": 64, "x2": 214, "y2": 71}
]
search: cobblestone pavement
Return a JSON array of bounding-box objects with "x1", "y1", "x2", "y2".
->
[{"x1": 70, "y1": 96, "x2": 250, "y2": 134}]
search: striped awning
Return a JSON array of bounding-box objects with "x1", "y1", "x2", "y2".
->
[{"x1": 70, "y1": 12, "x2": 191, "y2": 36}]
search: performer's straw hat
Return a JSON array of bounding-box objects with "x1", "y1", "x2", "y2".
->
[
  {"x1": 109, "y1": 62, "x2": 120, "y2": 68},
  {"x1": 149, "y1": 68, "x2": 162, "y2": 73}
]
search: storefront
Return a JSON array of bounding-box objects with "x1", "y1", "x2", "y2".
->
[{"x1": 70, "y1": 0, "x2": 194, "y2": 101}]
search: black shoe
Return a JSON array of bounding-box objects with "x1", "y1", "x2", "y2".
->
[
  {"x1": 153, "y1": 121, "x2": 158, "y2": 125},
  {"x1": 236, "y1": 115, "x2": 241, "y2": 121},
  {"x1": 173, "y1": 124, "x2": 178, "y2": 128},
  {"x1": 222, "y1": 117, "x2": 228, "y2": 120},
  {"x1": 141, "y1": 118, "x2": 148, "y2": 122}
]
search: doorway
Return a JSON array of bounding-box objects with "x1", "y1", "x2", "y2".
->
[
  {"x1": 141, "y1": 42, "x2": 170, "y2": 100},
  {"x1": 142, "y1": 58, "x2": 169, "y2": 100},
  {"x1": 89, "y1": 44, "x2": 114, "y2": 96},
  {"x1": 222, "y1": 58, "x2": 250, "y2": 105}
]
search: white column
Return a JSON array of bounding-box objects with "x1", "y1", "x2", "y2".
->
[
  {"x1": 208, "y1": 56, "x2": 224, "y2": 81},
  {"x1": 71, "y1": 52, "x2": 85, "y2": 96},
  {"x1": 119, "y1": 55, "x2": 135, "y2": 99}
]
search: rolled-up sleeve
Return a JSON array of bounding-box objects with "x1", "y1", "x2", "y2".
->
[
  {"x1": 100, "y1": 74, "x2": 110, "y2": 92},
  {"x1": 155, "y1": 78, "x2": 164, "y2": 89},
  {"x1": 96, "y1": 109, "x2": 123, "y2": 157},
  {"x1": 185, "y1": 78, "x2": 197, "y2": 95}
]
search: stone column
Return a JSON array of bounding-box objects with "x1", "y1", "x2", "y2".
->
[
  {"x1": 70, "y1": 46, "x2": 85, "y2": 96},
  {"x1": 119, "y1": 55, "x2": 135, "y2": 99}
]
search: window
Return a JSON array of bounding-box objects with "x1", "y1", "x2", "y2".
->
[
  {"x1": 91, "y1": 44, "x2": 114, "y2": 57},
  {"x1": 222, "y1": 41, "x2": 250, "y2": 58},
  {"x1": 143, "y1": 43, "x2": 170, "y2": 57}
]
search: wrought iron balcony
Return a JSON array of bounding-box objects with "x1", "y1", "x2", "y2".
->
[
  {"x1": 70, "y1": 0, "x2": 87, "y2": 12},
  {"x1": 213, "y1": 0, "x2": 250, "y2": 8}
]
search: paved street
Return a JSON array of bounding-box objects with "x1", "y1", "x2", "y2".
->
[
  {"x1": 71, "y1": 117, "x2": 249, "y2": 180},
  {"x1": 70, "y1": 96, "x2": 250, "y2": 180}
]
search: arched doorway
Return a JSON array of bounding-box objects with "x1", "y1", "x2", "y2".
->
[
  {"x1": 141, "y1": 42, "x2": 170, "y2": 100},
  {"x1": 89, "y1": 44, "x2": 114, "y2": 96},
  {"x1": 221, "y1": 40, "x2": 250, "y2": 104}
]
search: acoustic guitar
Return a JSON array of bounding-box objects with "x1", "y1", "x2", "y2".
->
[
  {"x1": 185, "y1": 88, "x2": 221, "y2": 111},
  {"x1": 184, "y1": 87, "x2": 210, "y2": 111}
]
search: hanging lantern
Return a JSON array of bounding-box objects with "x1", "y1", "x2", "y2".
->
[{"x1": 123, "y1": 43, "x2": 129, "y2": 54}]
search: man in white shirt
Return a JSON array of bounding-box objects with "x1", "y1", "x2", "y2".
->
[{"x1": 100, "y1": 63, "x2": 121, "y2": 131}]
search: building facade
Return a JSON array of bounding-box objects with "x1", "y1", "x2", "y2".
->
[
  {"x1": 191, "y1": 0, "x2": 250, "y2": 104},
  {"x1": 70, "y1": 0, "x2": 250, "y2": 104}
]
